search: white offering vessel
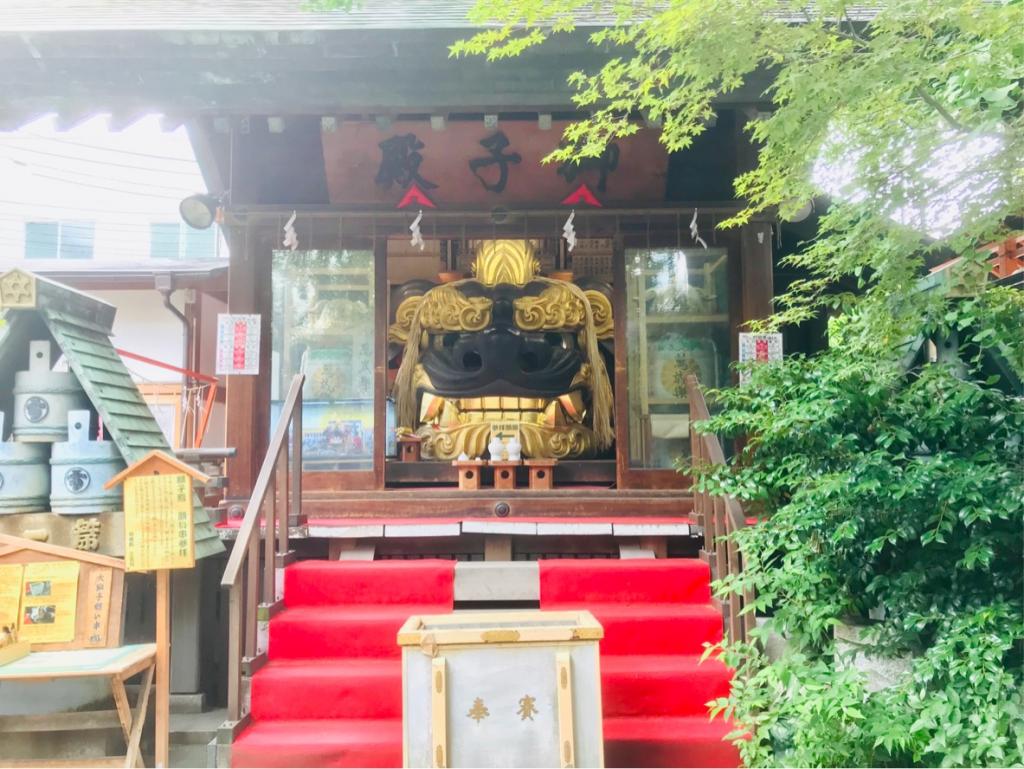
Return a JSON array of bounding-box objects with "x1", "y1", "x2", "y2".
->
[
  {"x1": 506, "y1": 435, "x2": 522, "y2": 462},
  {"x1": 487, "y1": 435, "x2": 506, "y2": 461}
]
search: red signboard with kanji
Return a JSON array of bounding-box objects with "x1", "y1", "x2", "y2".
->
[{"x1": 322, "y1": 121, "x2": 668, "y2": 207}]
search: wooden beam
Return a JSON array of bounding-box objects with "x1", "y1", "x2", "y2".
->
[
  {"x1": 107, "y1": 112, "x2": 146, "y2": 132},
  {"x1": 54, "y1": 110, "x2": 96, "y2": 132},
  {"x1": 740, "y1": 221, "x2": 774, "y2": 326},
  {"x1": 299, "y1": 489, "x2": 694, "y2": 518},
  {"x1": 0, "y1": 710, "x2": 121, "y2": 733},
  {"x1": 185, "y1": 119, "x2": 226, "y2": 196}
]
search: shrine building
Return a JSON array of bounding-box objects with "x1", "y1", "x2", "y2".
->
[{"x1": 0, "y1": 3, "x2": 830, "y2": 767}]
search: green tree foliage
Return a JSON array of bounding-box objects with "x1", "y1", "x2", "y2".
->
[
  {"x1": 448, "y1": 0, "x2": 1023, "y2": 330},
  {"x1": 312, "y1": 1, "x2": 1023, "y2": 764},
  {"x1": 696, "y1": 292, "x2": 1023, "y2": 766},
  {"x1": 446, "y1": 1, "x2": 1024, "y2": 765}
]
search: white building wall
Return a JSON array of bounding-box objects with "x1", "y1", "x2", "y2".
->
[
  {"x1": 0, "y1": 115, "x2": 225, "y2": 387},
  {"x1": 0, "y1": 115, "x2": 217, "y2": 264},
  {"x1": 91, "y1": 289, "x2": 186, "y2": 382}
]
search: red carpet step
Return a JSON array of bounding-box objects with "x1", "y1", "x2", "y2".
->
[
  {"x1": 232, "y1": 557, "x2": 738, "y2": 768},
  {"x1": 540, "y1": 559, "x2": 739, "y2": 768},
  {"x1": 540, "y1": 558, "x2": 713, "y2": 604},
  {"x1": 251, "y1": 659, "x2": 402, "y2": 720},
  {"x1": 232, "y1": 560, "x2": 454, "y2": 769},
  {"x1": 232, "y1": 718, "x2": 402, "y2": 768},
  {"x1": 601, "y1": 655, "x2": 733, "y2": 718},
  {"x1": 283, "y1": 559, "x2": 455, "y2": 605}
]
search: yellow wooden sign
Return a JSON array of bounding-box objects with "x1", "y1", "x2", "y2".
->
[
  {"x1": 19, "y1": 561, "x2": 79, "y2": 644},
  {"x1": 0, "y1": 563, "x2": 23, "y2": 634},
  {"x1": 123, "y1": 473, "x2": 195, "y2": 572}
]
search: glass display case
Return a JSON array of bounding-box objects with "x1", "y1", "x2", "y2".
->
[
  {"x1": 271, "y1": 249, "x2": 376, "y2": 472},
  {"x1": 625, "y1": 247, "x2": 730, "y2": 469}
]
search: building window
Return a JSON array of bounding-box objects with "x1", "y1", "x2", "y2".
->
[
  {"x1": 24, "y1": 221, "x2": 95, "y2": 260},
  {"x1": 149, "y1": 222, "x2": 218, "y2": 260},
  {"x1": 625, "y1": 247, "x2": 731, "y2": 468},
  {"x1": 272, "y1": 249, "x2": 376, "y2": 472}
]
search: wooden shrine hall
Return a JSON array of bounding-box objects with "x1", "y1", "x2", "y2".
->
[{"x1": 0, "y1": 3, "x2": 797, "y2": 766}]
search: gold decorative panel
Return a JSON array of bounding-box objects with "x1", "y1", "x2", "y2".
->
[{"x1": 472, "y1": 240, "x2": 540, "y2": 287}]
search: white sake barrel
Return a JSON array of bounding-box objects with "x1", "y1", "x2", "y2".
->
[
  {"x1": 12, "y1": 341, "x2": 90, "y2": 443},
  {"x1": 49, "y1": 411, "x2": 125, "y2": 515},
  {"x1": 0, "y1": 413, "x2": 51, "y2": 514}
]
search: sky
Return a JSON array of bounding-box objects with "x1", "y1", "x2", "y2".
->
[{"x1": 0, "y1": 114, "x2": 215, "y2": 264}]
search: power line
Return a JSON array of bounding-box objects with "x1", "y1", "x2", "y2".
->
[
  {"x1": 0, "y1": 199, "x2": 186, "y2": 215},
  {"x1": 3, "y1": 134, "x2": 199, "y2": 164},
  {"x1": 0, "y1": 171, "x2": 191, "y2": 200},
  {"x1": 3, "y1": 157, "x2": 203, "y2": 193},
  {"x1": 0, "y1": 145, "x2": 206, "y2": 176},
  {"x1": 0, "y1": 215, "x2": 198, "y2": 232},
  {"x1": 8, "y1": 165, "x2": 197, "y2": 196}
]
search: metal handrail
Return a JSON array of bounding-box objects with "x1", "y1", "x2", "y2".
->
[
  {"x1": 686, "y1": 374, "x2": 755, "y2": 643},
  {"x1": 221, "y1": 373, "x2": 304, "y2": 723}
]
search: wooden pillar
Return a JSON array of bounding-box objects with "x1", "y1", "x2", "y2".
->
[
  {"x1": 155, "y1": 569, "x2": 171, "y2": 769},
  {"x1": 225, "y1": 222, "x2": 273, "y2": 500},
  {"x1": 740, "y1": 221, "x2": 774, "y2": 326}
]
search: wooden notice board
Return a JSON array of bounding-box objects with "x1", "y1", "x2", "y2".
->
[
  {"x1": 123, "y1": 473, "x2": 195, "y2": 573},
  {"x1": 105, "y1": 449, "x2": 209, "y2": 769},
  {"x1": 0, "y1": 534, "x2": 124, "y2": 651}
]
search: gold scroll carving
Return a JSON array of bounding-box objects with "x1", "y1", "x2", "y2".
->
[
  {"x1": 417, "y1": 284, "x2": 493, "y2": 333},
  {"x1": 513, "y1": 284, "x2": 588, "y2": 331}
]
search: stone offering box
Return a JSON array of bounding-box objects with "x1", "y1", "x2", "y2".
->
[{"x1": 398, "y1": 609, "x2": 604, "y2": 769}]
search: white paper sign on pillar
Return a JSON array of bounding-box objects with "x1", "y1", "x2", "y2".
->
[
  {"x1": 216, "y1": 314, "x2": 261, "y2": 376},
  {"x1": 738, "y1": 332, "x2": 782, "y2": 385}
]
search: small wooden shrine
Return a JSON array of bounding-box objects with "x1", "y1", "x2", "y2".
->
[{"x1": 0, "y1": 268, "x2": 222, "y2": 558}]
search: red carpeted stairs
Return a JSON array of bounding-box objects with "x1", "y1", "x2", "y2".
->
[
  {"x1": 231, "y1": 560, "x2": 455, "y2": 768},
  {"x1": 540, "y1": 559, "x2": 739, "y2": 767},
  {"x1": 231, "y1": 558, "x2": 737, "y2": 768}
]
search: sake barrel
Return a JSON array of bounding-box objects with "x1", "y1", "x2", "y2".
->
[
  {"x1": 50, "y1": 411, "x2": 125, "y2": 515},
  {"x1": 12, "y1": 341, "x2": 90, "y2": 443},
  {"x1": 0, "y1": 413, "x2": 51, "y2": 514}
]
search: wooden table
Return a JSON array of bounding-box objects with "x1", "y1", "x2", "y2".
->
[{"x1": 0, "y1": 643, "x2": 157, "y2": 768}]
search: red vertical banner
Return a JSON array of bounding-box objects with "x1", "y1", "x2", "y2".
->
[
  {"x1": 755, "y1": 338, "x2": 769, "y2": 362},
  {"x1": 233, "y1": 320, "x2": 248, "y2": 370}
]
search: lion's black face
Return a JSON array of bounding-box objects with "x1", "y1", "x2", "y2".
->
[{"x1": 419, "y1": 283, "x2": 584, "y2": 398}]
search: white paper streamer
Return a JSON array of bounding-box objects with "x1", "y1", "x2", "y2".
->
[
  {"x1": 562, "y1": 209, "x2": 577, "y2": 252},
  {"x1": 689, "y1": 207, "x2": 708, "y2": 250},
  {"x1": 409, "y1": 210, "x2": 425, "y2": 251},
  {"x1": 282, "y1": 211, "x2": 298, "y2": 251}
]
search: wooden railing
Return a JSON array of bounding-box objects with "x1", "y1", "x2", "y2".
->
[
  {"x1": 686, "y1": 374, "x2": 756, "y2": 644},
  {"x1": 220, "y1": 374, "x2": 304, "y2": 726},
  {"x1": 175, "y1": 447, "x2": 236, "y2": 510}
]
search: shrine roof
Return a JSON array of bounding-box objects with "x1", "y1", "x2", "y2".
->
[
  {"x1": 0, "y1": 0, "x2": 879, "y2": 32},
  {"x1": 0, "y1": 0, "x2": 614, "y2": 32}
]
